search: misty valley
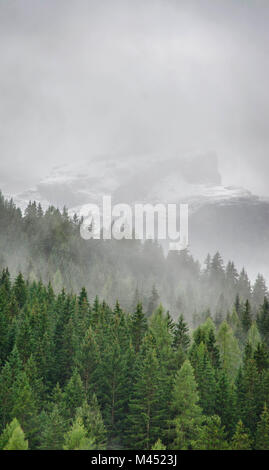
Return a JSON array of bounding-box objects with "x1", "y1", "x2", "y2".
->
[
  {"x1": 1, "y1": 0, "x2": 269, "y2": 456},
  {"x1": 0, "y1": 192, "x2": 269, "y2": 450}
]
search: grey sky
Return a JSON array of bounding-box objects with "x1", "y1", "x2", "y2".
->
[{"x1": 0, "y1": 0, "x2": 269, "y2": 195}]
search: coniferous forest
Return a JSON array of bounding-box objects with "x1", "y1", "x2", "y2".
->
[{"x1": 1, "y1": 194, "x2": 269, "y2": 450}]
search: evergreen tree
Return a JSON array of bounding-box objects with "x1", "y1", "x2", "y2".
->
[
  {"x1": 173, "y1": 314, "x2": 190, "y2": 353},
  {"x1": 254, "y1": 342, "x2": 269, "y2": 373},
  {"x1": 75, "y1": 326, "x2": 100, "y2": 394},
  {"x1": 63, "y1": 417, "x2": 95, "y2": 450},
  {"x1": 217, "y1": 321, "x2": 241, "y2": 380},
  {"x1": 257, "y1": 297, "x2": 269, "y2": 345},
  {"x1": 231, "y1": 420, "x2": 252, "y2": 450},
  {"x1": 11, "y1": 371, "x2": 38, "y2": 446},
  {"x1": 147, "y1": 285, "x2": 160, "y2": 317},
  {"x1": 241, "y1": 300, "x2": 252, "y2": 335},
  {"x1": 253, "y1": 274, "x2": 268, "y2": 313},
  {"x1": 131, "y1": 303, "x2": 147, "y2": 353},
  {"x1": 215, "y1": 371, "x2": 236, "y2": 437},
  {"x1": 255, "y1": 404, "x2": 269, "y2": 450},
  {"x1": 1, "y1": 418, "x2": 28, "y2": 450},
  {"x1": 192, "y1": 415, "x2": 229, "y2": 450},
  {"x1": 75, "y1": 396, "x2": 107, "y2": 450},
  {"x1": 63, "y1": 369, "x2": 85, "y2": 420},
  {"x1": 39, "y1": 405, "x2": 66, "y2": 450},
  {"x1": 152, "y1": 438, "x2": 166, "y2": 450},
  {"x1": 247, "y1": 322, "x2": 261, "y2": 351},
  {"x1": 128, "y1": 336, "x2": 163, "y2": 449},
  {"x1": 13, "y1": 272, "x2": 27, "y2": 310},
  {"x1": 237, "y1": 358, "x2": 261, "y2": 436},
  {"x1": 169, "y1": 360, "x2": 202, "y2": 450}
]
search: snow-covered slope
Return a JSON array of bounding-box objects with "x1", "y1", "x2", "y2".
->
[{"x1": 4, "y1": 153, "x2": 269, "y2": 281}]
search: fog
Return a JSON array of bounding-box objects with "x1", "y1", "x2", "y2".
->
[{"x1": 1, "y1": 0, "x2": 269, "y2": 196}]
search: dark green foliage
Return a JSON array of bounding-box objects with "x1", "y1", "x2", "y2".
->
[
  {"x1": 169, "y1": 360, "x2": 202, "y2": 450},
  {"x1": 255, "y1": 403, "x2": 269, "y2": 450},
  {"x1": 242, "y1": 300, "x2": 252, "y2": 334},
  {"x1": 192, "y1": 415, "x2": 229, "y2": 450},
  {"x1": 63, "y1": 369, "x2": 85, "y2": 420},
  {"x1": 257, "y1": 297, "x2": 269, "y2": 345},
  {"x1": 131, "y1": 303, "x2": 147, "y2": 353},
  {"x1": 127, "y1": 336, "x2": 165, "y2": 449},
  {"x1": 236, "y1": 358, "x2": 262, "y2": 437},
  {"x1": 215, "y1": 372, "x2": 236, "y2": 437},
  {"x1": 0, "y1": 258, "x2": 269, "y2": 450},
  {"x1": 75, "y1": 395, "x2": 107, "y2": 449},
  {"x1": 39, "y1": 405, "x2": 66, "y2": 450},
  {"x1": 173, "y1": 314, "x2": 190, "y2": 353}
]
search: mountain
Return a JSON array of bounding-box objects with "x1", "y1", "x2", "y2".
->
[{"x1": 5, "y1": 152, "x2": 269, "y2": 280}]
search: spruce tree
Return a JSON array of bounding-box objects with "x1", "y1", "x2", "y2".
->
[
  {"x1": 131, "y1": 303, "x2": 147, "y2": 354},
  {"x1": 128, "y1": 336, "x2": 163, "y2": 449},
  {"x1": 255, "y1": 403, "x2": 269, "y2": 450},
  {"x1": 147, "y1": 285, "x2": 160, "y2": 317},
  {"x1": 1, "y1": 418, "x2": 28, "y2": 450},
  {"x1": 39, "y1": 405, "x2": 66, "y2": 450},
  {"x1": 152, "y1": 438, "x2": 166, "y2": 450},
  {"x1": 63, "y1": 417, "x2": 95, "y2": 450},
  {"x1": 217, "y1": 321, "x2": 241, "y2": 380},
  {"x1": 63, "y1": 369, "x2": 85, "y2": 420},
  {"x1": 215, "y1": 371, "x2": 236, "y2": 437},
  {"x1": 192, "y1": 415, "x2": 229, "y2": 450},
  {"x1": 173, "y1": 314, "x2": 190, "y2": 352},
  {"x1": 75, "y1": 395, "x2": 107, "y2": 449},
  {"x1": 241, "y1": 300, "x2": 252, "y2": 335},
  {"x1": 231, "y1": 420, "x2": 252, "y2": 450},
  {"x1": 169, "y1": 360, "x2": 202, "y2": 450}
]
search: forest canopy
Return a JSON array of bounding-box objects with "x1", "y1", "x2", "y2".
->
[{"x1": 1, "y1": 192, "x2": 269, "y2": 450}]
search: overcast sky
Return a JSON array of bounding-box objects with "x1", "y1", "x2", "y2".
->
[{"x1": 0, "y1": 0, "x2": 269, "y2": 195}]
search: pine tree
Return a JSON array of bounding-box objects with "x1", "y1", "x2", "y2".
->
[
  {"x1": 217, "y1": 321, "x2": 241, "y2": 380},
  {"x1": 237, "y1": 358, "x2": 261, "y2": 437},
  {"x1": 241, "y1": 300, "x2": 252, "y2": 335},
  {"x1": 215, "y1": 371, "x2": 236, "y2": 437},
  {"x1": 254, "y1": 342, "x2": 269, "y2": 373},
  {"x1": 257, "y1": 297, "x2": 269, "y2": 345},
  {"x1": 131, "y1": 303, "x2": 147, "y2": 353},
  {"x1": 11, "y1": 371, "x2": 38, "y2": 446},
  {"x1": 207, "y1": 328, "x2": 221, "y2": 369},
  {"x1": 13, "y1": 272, "x2": 27, "y2": 309},
  {"x1": 192, "y1": 343, "x2": 217, "y2": 416},
  {"x1": 94, "y1": 309, "x2": 132, "y2": 434},
  {"x1": 255, "y1": 403, "x2": 269, "y2": 450},
  {"x1": 0, "y1": 346, "x2": 23, "y2": 429},
  {"x1": 147, "y1": 285, "x2": 160, "y2": 317},
  {"x1": 231, "y1": 420, "x2": 252, "y2": 450},
  {"x1": 63, "y1": 369, "x2": 85, "y2": 420},
  {"x1": 169, "y1": 360, "x2": 202, "y2": 450},
  {"x1": 39, "y1": 405, "x2": 66, "y2": 450},
  {"x1": 128, "y1": 336, "x2": 163, "y2": 449},
  {"x1": 75, "y1": 326, "x2": 100, "y2": 394},
  {"x1": 238, "y1": 268, "x2": 251, "y2": 302},
  {"x1": 75, "y1": 395, "x2": 107, "y2": 450},
  {"x1": 253, "y1": 274, "x2": 268, "y2": 313},
  {"x1": 152, "y1": 438, "x2": 166, "y2": 450},
  {"x1": 173, "y1": 314, "x2": 190, "y2": 352},
  {"x1": 247, "y1": 322, "x2": 261, "y2": 351},
  {"x1": 192, "y1": 415, "x2": 229, "y2": 450},
  {"x1": 63, "y1": 417, "x2": 95, "y2": 450},
  {"x1": 1, "y1": 418, "x2": 28, "y2": 450},
  {"x1": 234, "y1": 294, "x2": 242, "y2": 317}
]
